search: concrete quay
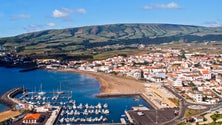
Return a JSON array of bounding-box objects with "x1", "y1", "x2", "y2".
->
[{"x1": 45, "y1": 106, "x2": 62, "y2": 125}]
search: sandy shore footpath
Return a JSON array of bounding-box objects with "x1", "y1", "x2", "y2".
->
[
  {"x1": 0, "y1": 110, "x2": 21, "y2": 122},
  {"x1": 56, "y1": 68, "x2": 146, "y2": 95}
]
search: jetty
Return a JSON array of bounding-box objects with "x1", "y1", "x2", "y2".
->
[
  {"x1": 0, "y1": 88, "x2": 26, "y2": 109},
  {"x1": 45, "y1": 106, "x2": 62, "y2": 125}
]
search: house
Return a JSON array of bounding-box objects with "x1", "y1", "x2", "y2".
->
[
  {"x1": 23, "y1": 113, "x2": 42, "y2": 124},
  {"x1": 201, "y1": 69, "x2": 211, "y2": 80},
  {"x1": 193, "y1": 115, "x2": 204, "y2": 122},
  {"x1": 187, "y1": 91, "x2": 203, "y2": 102},
  {"x1": 203, "y1": 88, "x2": 214, "y2": 95},
  {"x1": 173, "y1": 77, "x2": 183, "y2": 87},
  {"x1": 193, "y1": 92, "x2": 203, "y2": 102},
  {"x1": 150, "y1": 76, "x2": 162, "y2": 82},
  {"x1": 209, "y1": 98, "x2": 220, "y2": 104},
  {"x1": 133, "y1": 71, "x2": 142, "y2": 80}
]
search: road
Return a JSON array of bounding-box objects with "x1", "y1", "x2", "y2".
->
[{"x1": 162, "y1": 85, "x2": 214, "y2": 125}]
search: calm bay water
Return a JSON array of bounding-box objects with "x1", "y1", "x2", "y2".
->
[{"x1": 0, "y1": 67, "x2": 149, "y2": 123}]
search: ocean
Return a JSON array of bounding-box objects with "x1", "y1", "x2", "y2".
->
[{"x1": 0, "y1": 67, "x2": 150, "y2": 123}]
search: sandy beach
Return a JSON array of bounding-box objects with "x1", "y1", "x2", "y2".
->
[
  {"x1": 56, "y1": 68, "x2": 146, "y2": 95},
  {"x1": 0, "y1": 110, "x2": 21, "y2": 122},
  {"x1": 56, "y1": 68, "x2": 176, "y2": 109}
]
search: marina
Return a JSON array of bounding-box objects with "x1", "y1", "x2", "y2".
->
[
  {"x1": 18, "y1": 90, "x2": 111, "y2": 124},
  {"x1": 0, "y1": 67, "x2": 150, "y2": 124},
  {"x1": 1, "y1": 87, "x2": 146, "y2": 124}
]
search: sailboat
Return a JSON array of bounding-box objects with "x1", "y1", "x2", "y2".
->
[
  {"x1": 38, "y1": 83, "x2": 46, "y2": 95},
  {"x1": 57, "y1": 82, "x2": 64, "y2": 94}
]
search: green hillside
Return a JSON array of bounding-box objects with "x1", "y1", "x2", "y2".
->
[{"x1": 1, "y1": 23, "x2": 222, "y2": 59}]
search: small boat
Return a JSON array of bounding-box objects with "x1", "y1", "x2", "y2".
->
[
  {"x1": 73, "y1": 104, "x2": 76, "y2": 109},
  {"x1": 60, "y1": 102, "x2": 64, "y2": 105},
  {"x1": 59, "y1": 118, "x2": 64, "y2": 123},
  {"x1": 98, "y1": 109, "x2": 101, "y2": 114},
  {"x1": 86, "y1": 117, "x2": 92, "y2": 122},
  {"x1": 89, "y1": 105, "x2": 94, "y2": 109},
  {"x1": 102, "y1": 117, "x2": 108, "y2": 122},
  {"x1": 96, "y1": 103, "x2": 102, "y2": 109},
  {"x1": 85, "y1": 103, "x2": 89, "y2": 109},
  {"x1": 42, "y1": 97, "x2": 46, "y2": 101},
  {"x1": 99, "y1": 115, "x2": 103, "y2": 121},
  {"x1": 70, "y1": 117, "x2": 74, "y2": 122},
  {"x1": 64, "y1": 118, "x2": 70, "y2": 123},
  {"x1": 80, "y1": 118, "x2": 86, "y2": 122},
  {"x1": 103, "y1": 103, "x2": 108, "y2": 108},
  {"x1": 104, "y1": 109, "x2": 109, "y2": 114},
  {"x1": 36, "y1": 95, "x2": 42, "y2": 100},
  {"x1": 52, "y1": 95, "x2": 59, "y2": 100},
  {"x1": 77, "y1": 103, "x2": 83, "y2": 109},
  {"x1": 95, "y1": 109, "x2": 99, "y2": 114}
]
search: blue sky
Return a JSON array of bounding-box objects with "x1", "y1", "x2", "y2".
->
[{"x1": 0, "y1": 0, "x2": 222, "y2": 37}]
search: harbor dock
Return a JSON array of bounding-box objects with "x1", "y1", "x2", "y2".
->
[
  {"x1": 1, "y1": 88, "x2": 159, "y2": 125},
  {"x1": 45, "y1": 106, "x2": 62, "y2": 125}
]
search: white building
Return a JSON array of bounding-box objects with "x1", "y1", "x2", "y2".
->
[
  {"x1": 192, "y1": 93, "x2": 203, "y2": 102},
  {"x1": 173, "y1": 77, "x2": 183, "y2": 87}
]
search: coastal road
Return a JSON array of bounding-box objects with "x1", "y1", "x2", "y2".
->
[{"x1": 162, "y1": 85, "x2": 213, "y2": 124}]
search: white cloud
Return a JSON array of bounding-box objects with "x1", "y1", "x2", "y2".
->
[
  {"x1": 52, "y1": 9, "x2": 69, "y2": 18},
  {"x1": 11, "y1": 14, "x2": 31, "y2": 20},
  {"x1": 144, "y1": 2, "x2": 180, "y2": 10},
  {"x1": 158, "y1": 2, "x2": 179, "y2": 9},
  {"x1": 52, "y1": 8, "x2": 86, "y2": 18},
  {"x1": 47, "y1": 22, "x2": 56, "y2": 27}
]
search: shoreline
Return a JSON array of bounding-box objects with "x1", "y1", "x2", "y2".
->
[
  {"x1": 54, "y1": 68, "x2": 158, "y2": 110},
  {"x1": 54, "y1": 68, "x2": 146, "y2": 95},
  {"x1": 0, "y1": 67, "x2": 156, "y2": 122}
]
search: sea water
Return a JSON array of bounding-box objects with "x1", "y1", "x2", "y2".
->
[{"x1": 0, "y1": 67, "x2": 150, "y2": 123}]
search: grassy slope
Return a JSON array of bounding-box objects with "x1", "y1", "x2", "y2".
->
[{"x1": 0, "y1": 23, "x2": 222, "y2": 59}]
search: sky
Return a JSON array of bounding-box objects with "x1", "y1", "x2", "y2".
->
[{"x1": 0, "y1": 0, "x2": 222, "y2": 37}]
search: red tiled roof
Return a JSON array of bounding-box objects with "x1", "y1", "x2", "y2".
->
[
  {"x1": 23, "y1": 113, "x2": 41, "y2": 120},
  {"x1": 202, "y1": 70, "x2": 209, "y2": 74}
]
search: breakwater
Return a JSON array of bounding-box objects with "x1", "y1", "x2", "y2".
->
[{"x1": 0, "y1": 88, "x2": 25, "y2": 109}]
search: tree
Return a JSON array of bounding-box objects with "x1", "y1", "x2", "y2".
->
[{"x1": 194, "y1": 62, "x2": 201, "y2": 68}]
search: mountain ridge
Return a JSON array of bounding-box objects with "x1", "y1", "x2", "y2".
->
[
  {"x1": 0, "y1": 23, "x2": 207, "y2": 38},
  {"x1": 1, "y1": 23, "x2": 222, "y2": 59}
]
